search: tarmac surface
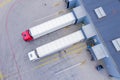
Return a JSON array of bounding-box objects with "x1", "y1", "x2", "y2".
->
[{"x1": 0, "y1": 0, "x2": 115, "y2": 80}]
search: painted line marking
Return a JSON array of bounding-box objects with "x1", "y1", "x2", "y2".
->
[
  {"x1": 4, "y1": 43, "x2": 86, "y2": 79},
  {"x1": 4, "y1": 44, "x2": 87, "y2": 79},
  {"x1": 0, "y1": 43, "x2": 86, "y2": 79},
  {"x1": 33, "y1": 43, "x2": 86, "y2": 70},
  {"x1": 0, "y1": 0, "x2": 12, "y2": 8},
  {"x1": 67, "y1": 45, "x2": 86, "y2": 55},
  {"x1": 53, "y1": 2, "x2": 61, "y2": 7},
  {"x1": 63, "y1": 26, "x2": 71, "y2": 30},
  {"x1": 33, "y1": 57, "x2": 59, "y2": 70},
  {"x1": 1, "y1": 72, "x2": 18, "y2": 79},
  {"x1": 39, "y1": 53, "x2": 59, "y2": 63},
  {"x1": 0, "y1": 72, "x2": 4, "y2": 80},
  {"x1": 58, "y1": 10, "x2": 65, "y2": 15},
  {"x1": 67, "y1": 43, "x2": 86, "y2": 51},
  {"x1": 5, "y1": 0, "x2": 24, "y2": 80},
  {"x1": 55, "y1": 62, "x2": 82, "y2": 75}
]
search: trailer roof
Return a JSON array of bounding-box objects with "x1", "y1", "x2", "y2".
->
[
  {"x1": 29, "y1": 12, "x2": 75, "y2": 39},
  {"x1": 83, "y1": 0, "x2": 120, "y2": 71},
  {"x1": 36, "y1": 30, "x2": 84, "y2": 58}
]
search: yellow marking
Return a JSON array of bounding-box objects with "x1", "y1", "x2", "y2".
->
[
  {"x1": 3, "y1": 43, "x2": 87, "y2": 79},
  {"x1": 33, "y1": 43, "x2": 79, "y2": 70},
  {"x1": 53, "y1": 43, "x2": 87, "y2": 58},
  {"x1": 76, "y1": 23, "x2": 83, "y2": 27},
  {"x1": 39, "y1": 53, "x2": 59, "y2": 63},
  {"x1": 0, "y1": 0, "x2": 12, "y2": 8},
  {"x1": 28, "y1": 43, "x2": 86, "y2": 72},
  {"x1": 34, "y1": 57, "x2": 59, "y2": 70},
  {"x1": 63, "y1": 26, "x2": 70, "y2": 30},
  {"x1": 81, "y1": 60, "x2": 86, "y2": 65},
  {"x1": 0, "y1": 72, "x2": 4, "y2": 80},
  {"x1": 65, "y1": 45, "x2": 86, "y2": 56},
  {"x1": 68, "y1": 42, "x2": 85, "y2": 50},
  {"x1": 53, "y1": 2, "x2": 61, "y2": 7},
  {"x1": 66, "y1": 43, "x2": 86, "y2": 52},
  {"x1": 3, "y1": 72, "x2": 18, "y2": 79},
  {"x1": 58, "y1": 10, "x2": 65, "y2": 15}
]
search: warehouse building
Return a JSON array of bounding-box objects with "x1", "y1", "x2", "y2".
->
[{"x1": 66, "y1": 0, "x2": 120, "y2": 79}]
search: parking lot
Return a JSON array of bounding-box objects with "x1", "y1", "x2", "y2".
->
[{"x1": 0, "y1": 0, "x2": 115, "y2": 80}]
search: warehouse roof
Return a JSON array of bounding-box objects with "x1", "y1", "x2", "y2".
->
[{"x1": 83, "y1": 0, "x2": 120, "y2": 71}]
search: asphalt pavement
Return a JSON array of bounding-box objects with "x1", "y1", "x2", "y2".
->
[{"x1": 0, "y1": 0, "x2": 115, "y2": 80}]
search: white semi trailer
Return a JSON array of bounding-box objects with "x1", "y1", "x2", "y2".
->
[
  {"x1": 21, "y1": 6, "x2": 86, "y2": 41},
  {"x1": 28, "y1": 30, "x2": 85, "y2": 61}
]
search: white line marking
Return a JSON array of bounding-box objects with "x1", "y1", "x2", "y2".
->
[{"x1": 55, "y1": 62, "x2": 82, "y2": 75}]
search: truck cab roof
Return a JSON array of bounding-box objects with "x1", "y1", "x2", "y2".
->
[{"x1": 28, "y1": 51, "x2": 38, "y2": 61}]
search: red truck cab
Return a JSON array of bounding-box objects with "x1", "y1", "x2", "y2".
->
[{"x1": 22, "y1": 30, "x2": 33, "y2": 41}]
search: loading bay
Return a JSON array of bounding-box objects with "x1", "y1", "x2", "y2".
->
[{"x1": 0, "y1": 0, "x2": 116, "y2": 80}]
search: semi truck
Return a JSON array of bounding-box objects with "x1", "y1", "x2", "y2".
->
[
  {"x1": 21, "y1": 6, "x2": 87, "y2": 41},
  {"x1": 28, "y1": 30, "x2": 85, "y2": 61}
]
